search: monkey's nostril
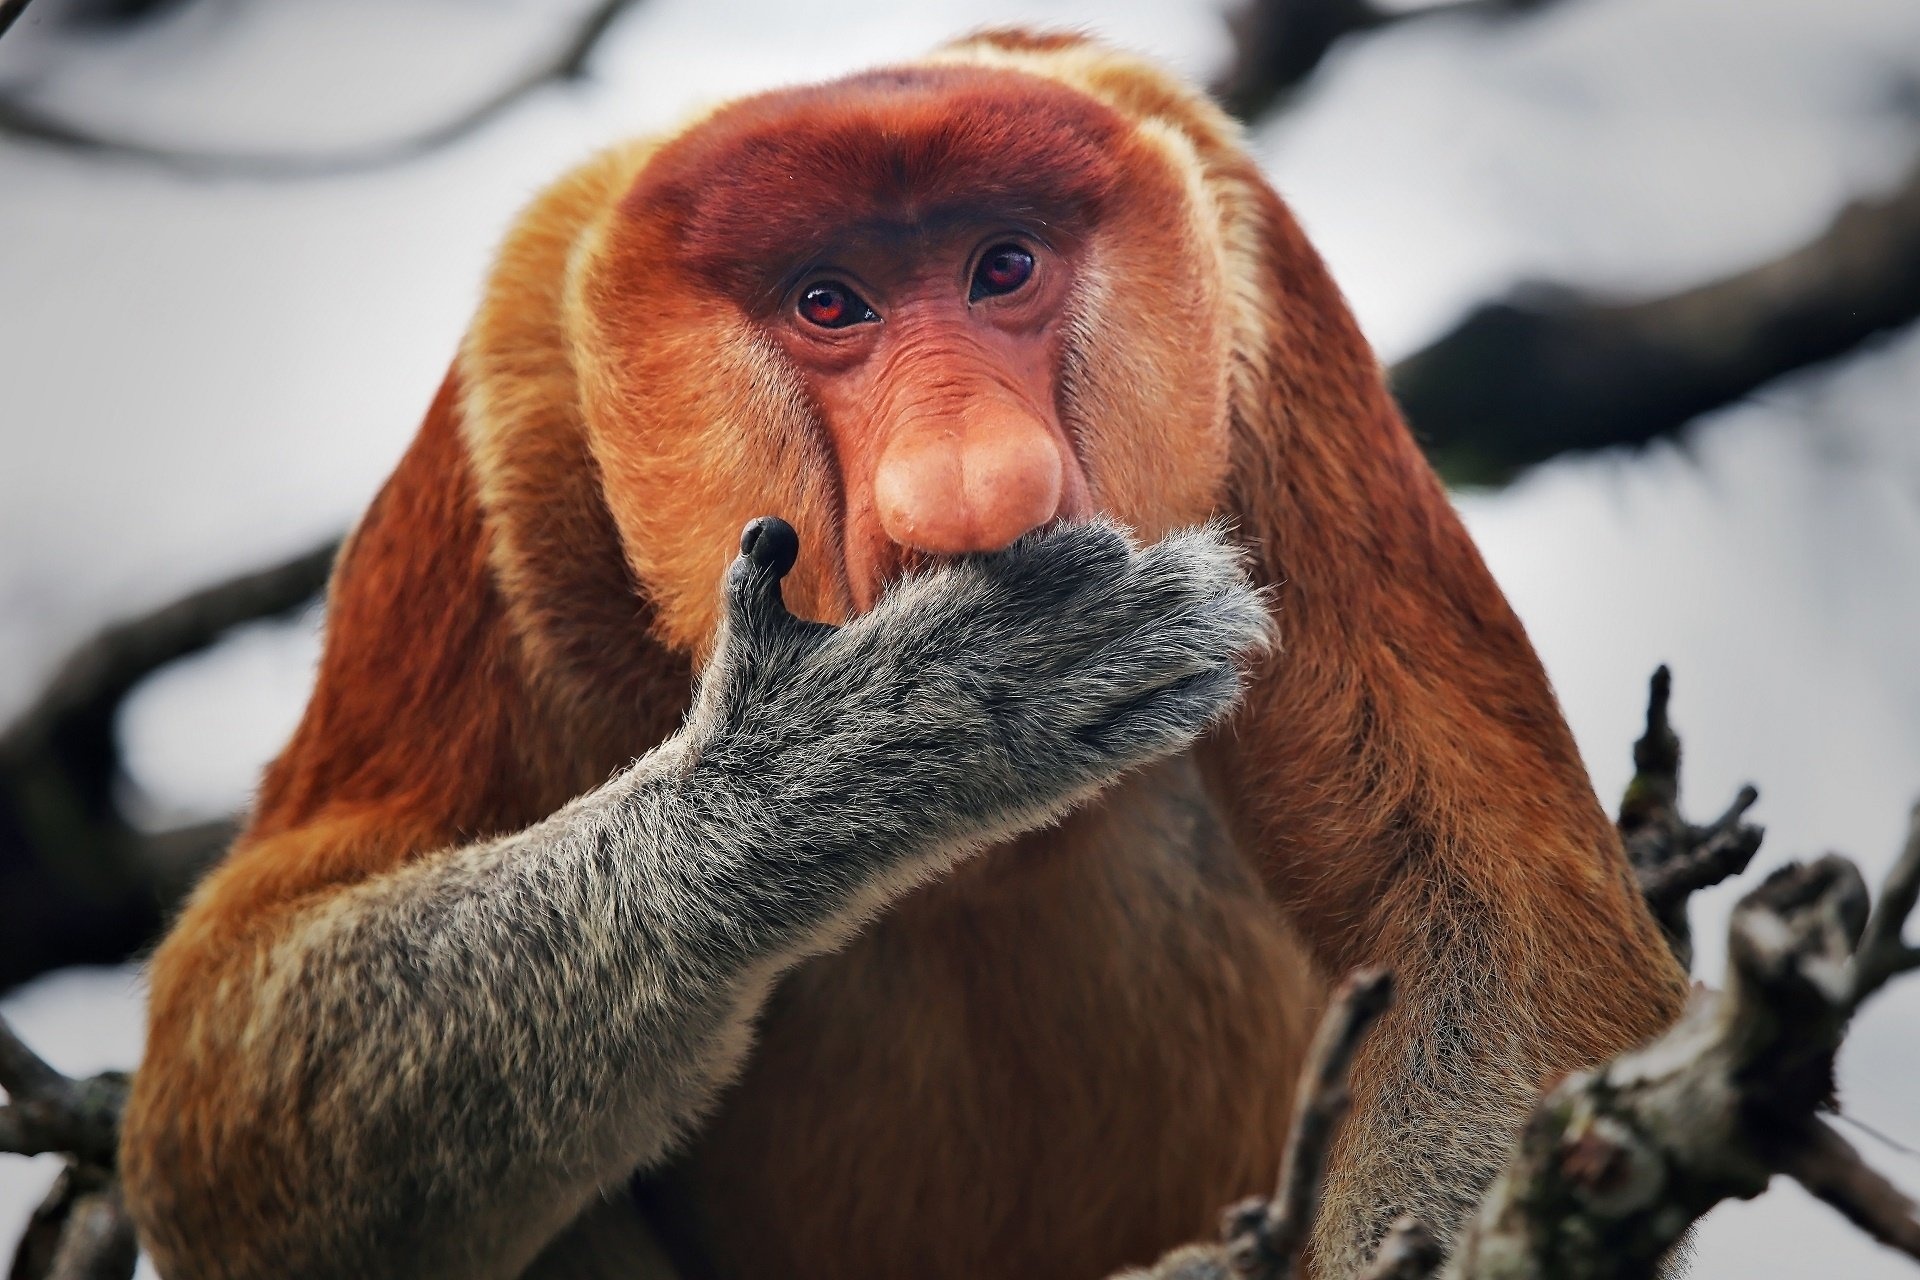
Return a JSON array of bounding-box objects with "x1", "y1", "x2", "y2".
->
[{"x1": 740, "y1": 516, "x2": 801, "y2": 577}]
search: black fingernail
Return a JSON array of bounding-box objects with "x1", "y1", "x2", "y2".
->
[{"x1": 739, "y1": 516, "x2": 800, "y2": 577}]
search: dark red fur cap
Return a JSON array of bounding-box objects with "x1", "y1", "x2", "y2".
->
[{"x1": 622, "y1": 65, "x2": 1129, "y2": 303}]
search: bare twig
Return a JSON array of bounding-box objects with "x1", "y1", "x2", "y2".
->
[
  {"x1": 1393, "y1": 152, "x2": 1920, "y2": 483},
  {"x1": 0, "y1": 0, "x2": 35, "y2": 44},
  {"x1": 1210, "y1": 0, "x2": 1560, "y2": 123},
  {"x1": 1635, "y1": 788, "x2": 1762, "y2": 916},
  {"x1": 1116, "y1": 971, "x2": 1396, "y2": 1280},
  {"x1": 1229, "y1": 969, "x2": 1397, "y2": 1278},
  {"x1": 1616, "y1": 667, "x2": 1764, "y2": 970},
  {"x1": 0, "y1": 0, "x2": 644, "y2": 177},
  {"x1": 1849, "y1": 800, "x2": 1920, "y2": 1006},
  {"x1": 1776, "y1": 1117, "x2": 1920, "y2": 1262}
]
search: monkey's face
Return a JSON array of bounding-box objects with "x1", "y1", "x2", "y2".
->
[
  {"x1": 573, "y1": 63, "x2": 1236, "y2": 654},
  {"x1": 769, "y1": 224, "x2": 1093, "y2": 609}
]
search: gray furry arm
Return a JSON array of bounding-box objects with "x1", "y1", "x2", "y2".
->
[{"x1": 138, "y1": 519, "x2": 1267, "y2": 1280}]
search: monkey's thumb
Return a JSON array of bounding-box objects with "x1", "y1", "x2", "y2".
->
[
  {"x1": 724, "y1": 515, "x2": 802, "y2": 634},
  {"x1": 739, "y1": 516, "x2": 799, "y2": 577}
]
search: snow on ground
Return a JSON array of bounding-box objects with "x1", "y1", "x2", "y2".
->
[{"x1": 4, "y1": 0, "x2": 1919, "y2": 1273}]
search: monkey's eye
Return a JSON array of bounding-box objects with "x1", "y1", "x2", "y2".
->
[
  {"x1": 971, "y1": 244, "x2": 1035, "y2": 300},
  {"x1": 798, "y1": 282, "x2": 877, "y2": 329}
]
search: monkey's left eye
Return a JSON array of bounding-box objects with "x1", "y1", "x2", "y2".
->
[
  {"x1": 971, "y1": 244, "x2": 1035, "y2": 300},
  {"x1": 799, "y1": 282, "x2": 877, "y2": 329}
]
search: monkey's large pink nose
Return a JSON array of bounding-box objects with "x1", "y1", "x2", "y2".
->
[{"x1": 873, "y1": 407, "x2": 1065, "y2": 554}]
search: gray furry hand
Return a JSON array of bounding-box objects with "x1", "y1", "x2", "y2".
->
[{"x1": 690, "y1": 517, "x2": 1269, "y2": 855}]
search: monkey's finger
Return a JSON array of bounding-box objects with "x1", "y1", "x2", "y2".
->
[
  {"x1": 724, "y1": 516, "x2": 802, "y2": 631},
  {"x1": 1128, "y1": 524, "x2": 1256, "y2": 606},
  {"x1": 1000, "y1": 526, "x2": 1264, "y2": 681},
  {"x1": 976, "y1": 518, "x2": 1134, "y2": 614},
  {"x1": 740, "y1": 515, "x2": 800, "y2": 577},
  {"x1": 1039, "y1": 581, "x2": 1263, "y2": 732},
  {"x1": 1082, "y1": 662, "x2": 1244, "y2": 764}
]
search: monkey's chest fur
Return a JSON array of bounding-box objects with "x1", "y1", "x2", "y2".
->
[{"x1": 642, "y1": 756, "x2": 1319, "y2": 1280}]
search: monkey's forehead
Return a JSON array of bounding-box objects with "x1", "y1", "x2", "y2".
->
[{"x1": 615, "y1": 64, "x2": 1131, "y2": 296}]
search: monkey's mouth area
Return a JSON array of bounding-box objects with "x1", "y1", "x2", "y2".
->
[{"x1": 849, "y1": 510, "x2": 1089, "y2": 614}]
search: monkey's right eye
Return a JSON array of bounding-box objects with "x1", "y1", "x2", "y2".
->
[{"x1": 798, "y1": 283, "x2": 877, "y2": 329}]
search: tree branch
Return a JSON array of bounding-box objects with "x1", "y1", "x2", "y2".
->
[
  {"x1": 2, "y1": 1012, "x2": 136, "y2": 1280},
  {"x1": 0, "y1": 0, "x2": 645, "y2": 177},
  {"x1": 1848, "y1": 800, "x2": 1920, "y2": 1008},
  {"x1": 1210, "y1": 0, "x2": 1561, "y2": 123},
  {"x1": 0, "y1": 538, "x2": 333, "y2": 991},
  {"x1": 1616, "y1": 666, "x2": 1764, "y2": 970},
  {"x1": 1443, "y1": 827, "x2": 1920, "y2": 1277},
  {"x1": 1116, "y1": 970, "x2": 1397, "y2": 1280},
  {"x1": 1776, "y1": 1117, "x2": 1920, "y2": 1261},
  {"x1": 1230, "y1": 969, "x2": 1396, "y2": 1278},
  {"x1": 1393, "y1": 152, "x2": 1920, "y2": 483},
  {"x1": 0, "y1": 0, "x2": 36, "y2": 44},
  {"x1": 0, "y1": 1016, "x2": 126, "y2": 1168}
]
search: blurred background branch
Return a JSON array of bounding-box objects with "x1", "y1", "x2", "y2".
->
[
  {"x1": 0, "y1": 0, "x2": 36, "y2": 44},
  {"x1": 0, "y1": 0, "x2": 645, "y2": 175},
  {"x1": 0, "y1": 1017, "x2": 133, "y2": 1280},
  {"x1": 1395, "y1": 152, "x2": 1920, "y2": 484},
  {"x1": 0, "y1": 540, "x2": 335, "y2": 989},
  {"x1": 1210, "y1": 0, "x2": 1564, "y2": 123}
]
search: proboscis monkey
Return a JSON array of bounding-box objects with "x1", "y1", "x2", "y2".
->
[{"x1": 118, "y1": 29, "x2": 1689, "y2": 1280}]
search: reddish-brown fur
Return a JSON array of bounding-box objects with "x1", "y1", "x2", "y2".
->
[
  {"x1": 630, "y1": 68, "x2": 1127, "y2": 306},
  {"x1": 122, "y1": 30, "x2": 1687, "y2": 1280}
]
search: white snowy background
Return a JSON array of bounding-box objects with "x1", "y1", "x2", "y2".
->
[{"x1": 2, "y1": 0, "x2": 1918, "y2": 1275}]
